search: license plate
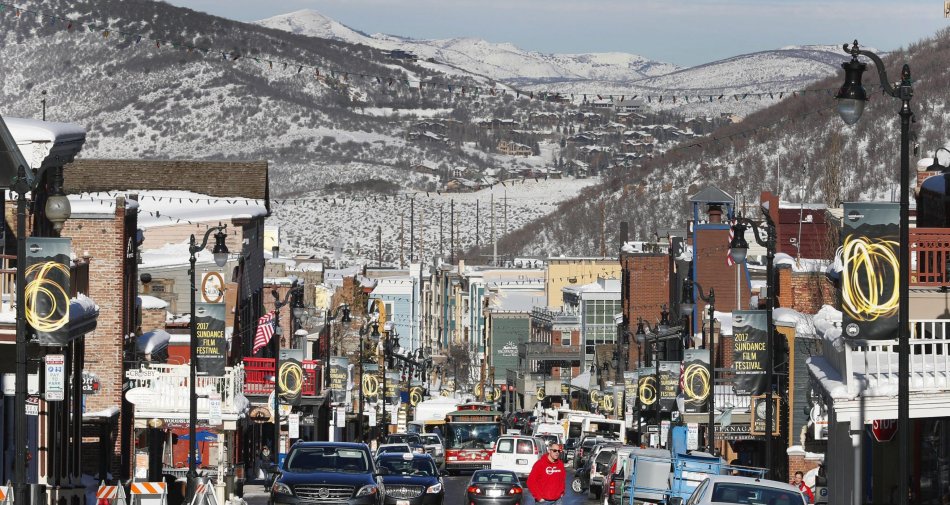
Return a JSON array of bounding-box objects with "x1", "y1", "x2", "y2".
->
[
  {"x1": 397, "y1": 501, "x2": 410, "y2": 505},
  {"x1": 487, "y1": 490, "x2": 503, "y2": 497},
  {"x1": 516, "y1": 459, "x2": 528, "y2": 465}
]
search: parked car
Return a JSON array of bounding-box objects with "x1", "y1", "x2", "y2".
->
[
  {"x1": 504, "y1": 411, "x2": 532, "y2": 431},
  {"x1": 603, "y1": 446, "x2": 638, "y2": 505},
  {"x1": 563, "y1": 437, "x2": 579, "y2": 464},
  {"x1": 376, "y1": 443, "x2": 412, "y2": 459},
  {"x1": 574, "y1": 436, "x2": 612, "y2": 469},
  {"x1": 376, "y1": 452, "x2": 445, "y2": 505},
  {"x1": 465, "y1": 469, "x2": 525, "y2": 505},
  {"x1": 490, "y1": 435, "x2": 544, "y2": 479},
  {"x1": 419, "y1": 433, "x2": 445, "y2": 469},
  {"x1": 670, "y1": 475, "x2": 807, "y2": 505},
  {"x1": 588, "y1": 446, "x2": 619, "y2": 499},
  {"x1": 269, "y1": 442, "x2": 383, "y2": 505},
  {"x1": 386, "y1": 433, "x2": 426, "y2": 454}
]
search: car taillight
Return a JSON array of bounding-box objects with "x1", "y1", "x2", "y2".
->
[
  {"x1": 467, "y1": 486, "x2": 481, "y2": 494},
  {"x1": 509, "y1": 486, "x2": 523, "y2": 495},
  {"x1": 609, "y1": 479, "x2": 616, "y2": 495}
]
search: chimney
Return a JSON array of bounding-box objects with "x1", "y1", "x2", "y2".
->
[
  {"x1": 620, "y1": 221, "x2": 629, "y2": 244},
  {"x1": 707, "y1": 203, "x2": 723, "y2": 224}
]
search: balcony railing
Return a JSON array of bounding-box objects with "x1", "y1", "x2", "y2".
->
[
  {"x1": 125, "y1": 363, "x2": 246, "y2": 415},
  {"x1": 911, "y1": 228, "x2": 950, "y2": 287},
  {"x1": 243, "y1": 358, "x2": 321, "y2": 396},
  {"x1": 825, "y1": 319, "x2": 950, "y2": 393}
]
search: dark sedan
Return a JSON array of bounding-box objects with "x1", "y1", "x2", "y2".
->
[
  {"x1": 376, "y1": 453, "x2": 445, "y2": 505},
  {"x1": 269, "y1": 442, "x2": 382, "y2": 505},
  {"x1": 465, "y1": 469, "x2": 524, "y2": 505}
]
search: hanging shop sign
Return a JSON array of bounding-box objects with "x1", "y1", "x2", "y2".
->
[
  {"x1": 638, "y1": 374, "x2": 657, "y2": 408},
  {"x1": 26, "y1": 238, "x2": 71, "y2": 346},
  {"x1": 682, "y1": 349, "x2": 711, "y2": 413},
  {"x1": 200, "y1": 271, "x2": 226, "y2": 303},
  {"x1": 841, "y1": 202, "x2": 899, "y2": 340},
  {"x1": 732, "y1": 311, "x2": 769, "y2": 395},
  {"x1": 248, "y1": 406, "x2": 271, "y2": 424},
  {"x1": 329, "y1": 357, "x2": 348, "y2": 404},
  {"x1": 194, "y1": 303, "x2": 226, "y2": 376},
  {"x1": 657, "y1": 361, "x2": 680, "y2": 412},
  {"x1": 750, "y1": 395, "x2": 780, "y2": 435}
]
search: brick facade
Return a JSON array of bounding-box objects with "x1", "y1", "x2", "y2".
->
[
  {"x1": 695, "y1": 227, "x2": 748, "y2": 314},
  {"x1": 620, "y1": 253, "x2": 669, "y2": 371},
  {"x1": 141, "y1": 307, "x2": 166, "y2": 334},
  {"x1": 787, "y1": 448, "x2": 822, "y2": 482},
  {"x1": 776, "y1": 266, "x2": 836, "y2": 314}
]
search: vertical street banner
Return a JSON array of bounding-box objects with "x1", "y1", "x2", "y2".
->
[
  {"x1": 278, "y1": 358, "x2": 304, "y2": 405},
  {"x1": 732, "y1": 311, "x2": 769, "y2": 395},
  {"x1": 385, "y1": 372, "x2": 402, "y2": 402},
  {"x1": 638, "y1": 372, "x2": 657, "y2": 409},
  {"x1": 657, "y1": 362, "x2": 680, "y2": 412},
  {"x1": 194, "y1": 303, "x2": 227, "y2": 376},
  {"x1": 362, "y1": 363, "x2": 380, "y2": 404},
  {"x1": 841, "y1": 202, "x2": 900, "y2": 340},
  {"x1": 624, "y1": 371, "x2": 638, "y2": 409},
  {"x1": 329, "y1": 357, "x2": 348, "y2": 404},
  {"x1": 612, "y1": 385, "x2": 624, "y2": 416},
  {"x1": 26, "y1": 238, "x2": 71, "y2": 346},
  {"x1": 682, "y1": 349, "x2": 711, "y2": 413}
]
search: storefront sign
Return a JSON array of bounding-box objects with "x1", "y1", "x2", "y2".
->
[
  {"x1": 44, "y1": 354, "x2": 65, "y2": 401},
  {"x1": 329, "y1": 357, "x2": 348, "y2": 404},
  {"x1": 248, "y1": 406, "x2": 271, "y2": 423},
  {"x1": 750, "y1": 395, "x2": 780, "y2": 435},
  {"x1": 81, "y1": 370, "x2": 100, "y2": 395},
  {"x1": 732, "y1": 311, "x2": 769, "y2": 395},
  {"x1": 715, "y1": 423, "x2": 761, "y2": 441},
  {"x1": 841, "y1": 202, "x2": 899, "y2": 340},
  {"x1": 194, "y1": 303, "x2": 226, "y2": 376},
  {"x1": 26, "y1": 238, "x2": 71, "y2": 346},
  {"x1": 657, "y1": 362, "x2": 680, "y2": 412},
  {"x1": 683, "y1": 350, "x2": 711, "y2": 413}
]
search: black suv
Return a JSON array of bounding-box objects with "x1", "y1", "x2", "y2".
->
[
  {"x1": 385, "y1": 433, "x2": 425, "y2": 454},
  {"x1": 376, "y1": 453, "x2": 445, "y2": 505},
  {"x1": 270, "y1": 442, "x2": 384, "y2": 505}
]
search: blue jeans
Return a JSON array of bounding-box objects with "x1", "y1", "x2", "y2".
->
[{"x1": 535, "y1": 499, "x2": 563, "y2": 505}]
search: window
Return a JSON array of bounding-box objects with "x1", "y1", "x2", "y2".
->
[
  {"x1": 561, "y1": 333, "x2": 571, "y2": 346},
  {"x1": 496, "y1": 439, "x2": 514, "y2": 453},
  {"x1": 516, "y1": 440, "x2": 535, "y2": 454}
]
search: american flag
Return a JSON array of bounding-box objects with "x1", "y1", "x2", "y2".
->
[
  {"x1": 726, "y1": 221, "x2": 736, "y2": 267},
  {"x1": 252, "y1": 311, "x2": 276, "y2": 355}
]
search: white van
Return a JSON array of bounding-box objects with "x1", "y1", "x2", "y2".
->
[
  {"x1": 532, "y1": 422, "x2": 566, "y2": 443},
  {"x1": 490, "y1": 435, "x2": 544, "y2": 479}
]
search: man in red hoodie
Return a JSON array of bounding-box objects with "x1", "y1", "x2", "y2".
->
[{"x1": 526, "y1": 442, "x2": 566, "y2": 504}]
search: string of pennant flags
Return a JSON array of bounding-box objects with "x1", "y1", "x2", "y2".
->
[{"x1": 0, "y1": 1, "x2": 889, "y2": 104}]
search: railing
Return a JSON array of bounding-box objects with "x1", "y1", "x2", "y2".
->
[
  {"x1": 829, "y1": 319, "x2": 950, "y2": 393},
  {"x1": 911, "y1": 228, "x2": 950, "y2": 286},
  {"x1": 125, "y1": 363, "x2": 245, "y2": 414},
  {"x1": 243, "y1": 357, "x2": 320, "y2": 396}
]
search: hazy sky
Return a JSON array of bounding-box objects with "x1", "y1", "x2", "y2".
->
[{"x1": 164, "y1": 0, "x2": 947, "y2": 67}]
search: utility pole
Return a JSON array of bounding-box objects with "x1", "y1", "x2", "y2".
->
[
  {"x1": 439, "y1": 203, "x2": 444, "y2": 259},
  {"x1": 377, "y1": 225, "x2": 382, "y2": 267},
  {"x1": 476, "y1": 200, "x2": 480, "y2": 250},
  {"x1": 450, "y1": 199, "x2": 455, "y2": 264},
  {"x1": 491, "y1": 191, "x2": 497, "y2": 266},
  {"x1": 409, "y1": 197, "x2": 415, "y2": 262},
  {"x1": 400, "y1": 214, "x2": 405, "y2": 269}
]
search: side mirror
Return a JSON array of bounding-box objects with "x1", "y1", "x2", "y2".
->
[
  {"x1": 376, "y1": 467, "x2": 390, "y2": 476},
  {"x1": 669, "y1": 498, "x2": 685, "y2": 505}
]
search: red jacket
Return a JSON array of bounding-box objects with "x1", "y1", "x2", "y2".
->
[
  {"x1": 797, "y1": 482, "x2": 815, "y2": 503},
  {"x1": 526, "y1": 455, "x2": 566, "y2": 501}
]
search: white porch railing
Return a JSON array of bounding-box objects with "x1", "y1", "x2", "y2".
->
[
  {"x1": 125, "y1": 363, "x2": 246, "y2": 415},
  {"x1": 831, "y1": 319, "x2": 950, "y2": 393}
]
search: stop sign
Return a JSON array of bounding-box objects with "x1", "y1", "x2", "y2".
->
[{"x1": 871, "y1": 419, "x2": 898, "y2": 442}]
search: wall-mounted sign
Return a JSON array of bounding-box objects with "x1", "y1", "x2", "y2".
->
[
  {"x1": 750, "y1": 395, "x2": 780, "y2": 435},
  {"x1": 200, "y1": 271, "x2": 226, "y2": 303},
  {"x1": 26, "y1": 238, "x2": 71, "y2": 346},
  {"x1": 194, "y1": 303, "x2": 226, "y2": 376},
  {"x1": 44, "y1": 354, "x2": 65, "y2": 401},
  {"x1": 732, "y1": 311, "x2": 769, "y2": 396},
  {"x1": 81, "y1": 370, "x2": 100, "y2": 395},
  {"x1": 248, "y1": 406, "x2": 271, "y2": 423}
]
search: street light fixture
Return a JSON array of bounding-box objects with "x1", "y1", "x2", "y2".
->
[
  {"x1": 270, "y1": 282, "x2": 303, "y2": 471},
  {"x1": 187, "y1": 224, "x2": 228, "y2": 501},
  {"x1": 729, "y1": 207, "x2": 777, "y2": 474},
  {"x1": 835, "y1": 39, "x2": 913, "y2": 505}
]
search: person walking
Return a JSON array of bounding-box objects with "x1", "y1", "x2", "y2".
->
[
  {"x1": 526, "y1": 442, "x2": 566, "y2": 504},
  {"x1": 792, "y1": 471, "x2": 814, "y2": 503}
]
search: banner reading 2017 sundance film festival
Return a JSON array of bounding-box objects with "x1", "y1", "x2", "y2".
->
[
  {"x1": 26, "y1": 238, "x2": 71, "y2": 346},
  {"x1": 329, "y1": 357, "x2": 349, "y2": 404},
  {"x1": 841, "y1": 202, "x2": 900, "y2": 340},
  {"x1": 732, "y1": 310, "x2": 769, "y2": 395},
  {"x1": 682, "y1": 349, "x2": 711, "y2": 413},
  {"x1": 194, "y1": 303, "x2": 227, "y2": 376},
  {"x1": 658, "y1": 362, "x2": 680, "y2": 412}
]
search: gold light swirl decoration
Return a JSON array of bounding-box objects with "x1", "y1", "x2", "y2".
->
[
  {"x1": 638, "y1": 376, "x2": 657, "y2": 406},
  {"x1": 409, "y1": 386, "x2": 423, "y2": 406},
  {"x1": 841, "y1": 234, "x2": 900, "y2": 321},
  {"x1": 601, "y1": 393, "x2": 614, "y2": 411},
  {"x1": 24, "y1": 261, "x2": 70, "y2": 332},
  {"x1": 536, "y1": 387, "x2": 546, "y2": 401},
  {"x1": 278, "y1": 361, "x2": 303, "y2": 399},
  {"x1": 683, "y1": 363, "x2": 711, "y2": 405},
  {"x1": 362, "y1": 373, "x2": 379, "y2": 397}
]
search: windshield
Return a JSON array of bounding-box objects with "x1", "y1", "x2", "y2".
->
[
  {"x1": 711, "y1": 483, "x2": 805, "y2": 505},
  {"x1": 420, "y1": 434, "x2": 441, "y2": 445},
  {"x1": 568, "y1": 422, "x2": 583, "y2": 439},
  {"x1": 285, "y1": 447, "x2": 370, "y2": 473},
  {"x1": 445, "y1": 422, "x2": 501, "y2": 450},
  {"x1": 587, "y1": 421, "x2": 621, "y2": 439},
  {"x1": 388, "y1": 434, "x2": 420, "y2": 444},
  {"x1": 378, "y1": 445, "x2": 409, "y2": 454},
  {"x1": 378, "y1": 458, "x2": 437, "y2": 476}
]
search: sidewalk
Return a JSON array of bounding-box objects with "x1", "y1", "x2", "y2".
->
[{"x1": 242, "y1": 484, "x2": 269, "y2": 505}]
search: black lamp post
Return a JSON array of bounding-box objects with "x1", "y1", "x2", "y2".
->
[
  {"x1": 686, "y1": 280, "x2": 716, "y2": 454},
  {"x1": 835, "y1": 39, "x2": 913, "y2": 505},
  {"x1": 270, "y1": 282, "x2": 304, "y2": 467},
  {"x1": 634, "y1": 318, "x2": 646, "y2": 442},
  {"x1": 187, "y1": 224, "x2": 229, "y2": 501},
  {"x1": 729, "y1": 206, "x2": 777, "y2": 474}
]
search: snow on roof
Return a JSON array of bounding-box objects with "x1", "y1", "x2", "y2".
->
[
  {"x1": 69, "y1": 190, "x2": 267, "y2": 229},
  {"x1": 138, "y1": 295, "x2": 168, "y2": 310},
  {"x1": 774, "y1": 253, "x2": 831, "y2": 273},
  {"x1": 136, "y1": 330, "x2": 171, "y2": 354},
  {"x1": 70, "y1": 293, "x2": 99, "y2": 321},
  {"x1": 82, "y1": 407, "x2": 120, "y2": 420},
  {"x1": 6, "y1": 117, "x2": 86, "y2": 142},
  {"x1": 489, "y1": 290, "x2": 545, "y2": 312}
]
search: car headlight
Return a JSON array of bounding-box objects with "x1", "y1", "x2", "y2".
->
[
  {"x1": 426, "y1": 483, "x2": 443, "y2": 494},
  {"x1": 434, "y1": 447, "x2": 444, "y2": 455},
  {"x1": 271, "y1": 482, "x2": 293, "y2": 496},
  {"x1": 355, "y1": 485, "x2": 379, "y2": 497}
]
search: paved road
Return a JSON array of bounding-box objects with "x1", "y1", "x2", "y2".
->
[{"x1": 243, "y1": 468, "x2": 601, "y2": 505}]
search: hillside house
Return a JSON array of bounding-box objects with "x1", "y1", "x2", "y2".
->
[
  {"x1": 621, "y1": 140, "x2": 655, "y2": 154},
  {"x1": 529, "y1": 112, "x2": 560, "y2": 128},
  {"x1": 445, "y1": 177, "x2": 481, "y2": 192},
  {"x1": 410, "y1": 161, "x2": 440, "y2": 174},
  {"x1": 411, "y1": 121, "x2": 447, "y2": 133},
  {"x1": 388, "y1": 49, "x2": 419, "y2": 62},
  {"x1": 497, "y1": 140, "x2": 533, "y2": 156},
  {"x1": 614, "y1": 99, "x2": 645, "y2": 112},
  {"x1": 409, "y1": 130, "x2": 447, "y2": 143},
  {"x1": 478, "y1": 118, "x2": 520, "y2": 130}
]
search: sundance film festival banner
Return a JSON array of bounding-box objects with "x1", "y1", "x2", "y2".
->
[
  {"x1": 732, "y1": 311, "x2": 769, "y2": 395},
  {"x1": 329, "y1": 357, "x2": 349, "y2": 404},
  {"x1": 658, "y1": 362, "x2": 680, "y2": 412},
  {"x1": 682, "y1": 349, "x2": 711, "y2": 413},
  {"x1": 841, "y1": 202, "x2": 899, "y2": 340},
  {"x1": 362, "y1": 363, "x2": 381, "y2": 403},
  {"x1": 638, "y1": 373, "x2": 657, "y2": 409},
  {"x1": 26, "y1": 238, "x2": 71, "y2": 346},
  {"x1": 194, "y1": 303, "x2": 227, "y2": 376},
  {"x1": 624, "y1": 371, "x2": 638, "y2": 408}
]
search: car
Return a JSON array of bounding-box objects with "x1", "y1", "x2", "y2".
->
[
  {"x1": 465, "y1": 469, "x2": 524, "y2": 505},
  {"x1": 269, "y1": 442, "x2": 383, "y2": 505},
  {"x1": 386, "y1": 433, "x2": 426, "y2": 454},
  {"x1": 377, "y1": 443, "x2": 412, "y2": 459},
  {"x1": 563, "y1": 437, "x2": 579, "y2": 464},
  {"x1": 489, "y1": 435, "x2": 544, "y2": 479},
  {"x1": 602, "y1": 446, "x2": 638, "y2": 505},
  {"x1": 574, "y1": 436, "x2": 612, "y2": 469},
  {"x1": 375, "y1": 452, "x2": 445, "y2": 505},
  {"x1": 504, "y1": 411, "x2": 532, "y2": 431},
  {"x1": 588, "y1": 446, "x2": 618, "y2": 499},
  {"x1": 671, "y1": 475, "x2": 807, "y2": 505},
  {"x1": 418, "y1": 433, "x2": 445, "y2": 468}
]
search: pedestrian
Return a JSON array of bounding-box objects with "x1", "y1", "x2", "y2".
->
[
  {"x1": 526, "y1": 442, "x2": 566, "y2": 504},
  {"x1": 792, "y1": 471, "x2": 814, "y2": 503}
]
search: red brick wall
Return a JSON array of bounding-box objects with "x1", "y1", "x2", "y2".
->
[
  {"x1": 141, "y1": 307, "x2": 166, "y2": 334},
  {"x1": 621, "y1": 253, "x2": 669, "y2": 371},
  {"x1": 695, "y1": 227, "x2": 748, "y2": 314},
  {"x1": 787, "y1": 452, "x2": 822, "y2": 482},
  {"x1": 776, "y1": 266, "x2": 836, "y2": 314}
]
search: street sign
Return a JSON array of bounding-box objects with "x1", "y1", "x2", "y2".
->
[
  {"x1": 288, "y1": 413, "x2": 300, "y2": 439},
  {"x1": 871, "y1": 419, "x2": 898, "y2": 442},
  {"x1": 45, "y1": 354, "x2": 65, "y2": 401},
  {"x1": 208, "y1": 392, "x2": 222, "y2": 426}
]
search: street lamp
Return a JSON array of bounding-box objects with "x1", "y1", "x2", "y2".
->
[
  {"x1": 686, "y1": 279, "x2": 717, "y2": 453},
  {"x1": 729, "y1": 206, "x2": 777, "y2": 474},
  {"x1": 270, "y1": 282, "x2": 303, "y2": 470},
  {"x1": 187, "y1": 224, "x2": 228, "y2": 500},
  {"x1": 835, "y1": 39, "x2": 913, "y2": 505}
]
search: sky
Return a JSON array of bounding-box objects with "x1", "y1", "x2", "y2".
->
[{"x1": 163, "y1": 0, "x2": 948, "y2": 67}]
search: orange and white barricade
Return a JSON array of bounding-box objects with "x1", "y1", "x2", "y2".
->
[
  {"x1": 189, "y1": 478, "x2": 218, "y2": 505},
  {"x1": 96, "y1": 482, "x2": 127, "y2": 505},
  {"x1": 0, "y1": 481, "x2": 12, "y2": 505},
  {"x1": 129, "y1": 482, "x2": 166, "y2": 505}
]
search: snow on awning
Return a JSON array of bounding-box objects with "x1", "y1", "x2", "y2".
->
[{"x1": 136, "y1": 330, "x2": 171, "y2": 355}]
